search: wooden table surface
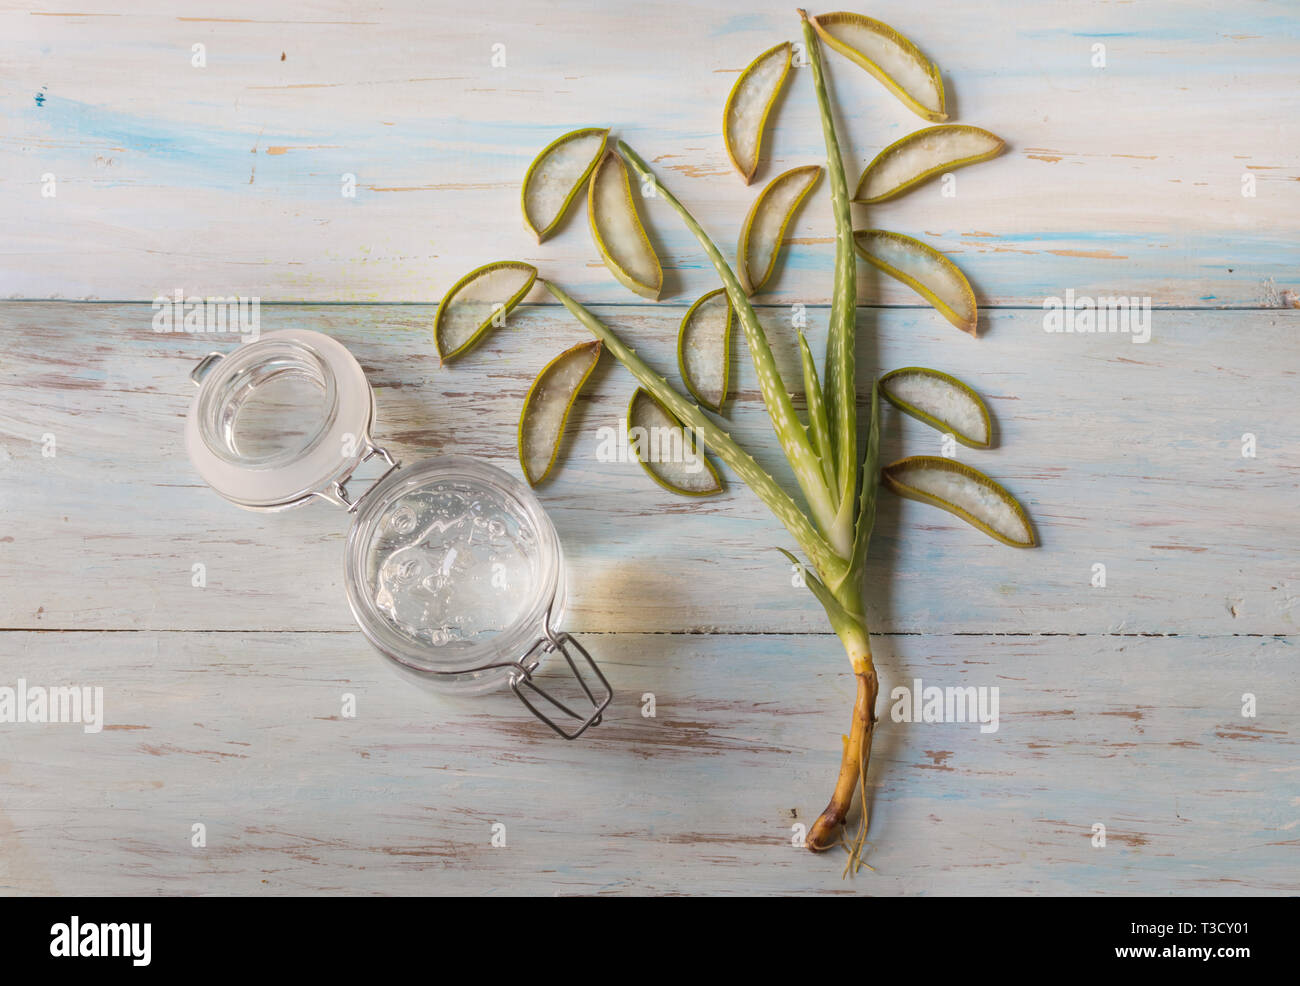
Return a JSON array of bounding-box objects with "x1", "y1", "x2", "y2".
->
[{"x1": 1, "y1": 0, "x2": 1297, "y2": 895}]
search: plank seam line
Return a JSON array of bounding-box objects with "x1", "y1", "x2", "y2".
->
[{"x1": 0, "y1": 628, "x2": 1291, "y2": 638}]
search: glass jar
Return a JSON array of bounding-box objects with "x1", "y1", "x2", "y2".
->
[{"x1": 185, "y1": 329, "x2": 610, "y2": 739}]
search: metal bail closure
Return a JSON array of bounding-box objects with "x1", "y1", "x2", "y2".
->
[
  {"x1": 313, "y1": 437, "x2": 401, "y2": 513},
  {"x1": 509, "y1": 609, "x2": 612, "y2": 740}
]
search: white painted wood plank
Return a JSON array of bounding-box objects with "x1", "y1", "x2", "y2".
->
[
  {"x1": 2, "y1": 0, "x2": 1296, "y2": 306},
  {"x1": 1, "y1": 302, "x2": 1296, "y2": 634},
  {"x1": 0, "y1": 630, "x2": 1292, "y2": 895}
]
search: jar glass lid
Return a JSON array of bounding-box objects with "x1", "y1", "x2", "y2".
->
[{"x1": 185, "y1": 330, "x2": 375, "y2": 510}]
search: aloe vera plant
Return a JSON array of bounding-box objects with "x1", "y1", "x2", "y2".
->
[{"x1": 442, "y1": 7, "x2": 1032, "y2": 873}]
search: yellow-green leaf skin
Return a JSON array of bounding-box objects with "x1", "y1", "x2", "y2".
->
[
  {"x1": 808, "y1": 11, "x2": 947, "y2": 122},
  {"x1": 855, "y1": 125, "x2": 1006, "y2": 204},
  {"x1": 879, "y1": 366, "x2": 992, "y2": 449},
  {"x1": 799, "y1": 8, "x2": 858, "y2": 539},
  {"x1": 627, "y1": 388, "x2": 723, "y2": 497},
  {"x1": 434, "y1": 261, "x2": 537, "y2": 363},
  {"x1": 798, "y1": 331, "x2": 836, "y2": 492},
  {"x1": 738, "y1": 164, "x2": 822, "y2": 295},
  {"x1": 517, "y1": 340, "x2": 602, "y2": 486},
  {"x1": 882, "y1": 456, "x2": 1036, "y2": 548},
  {"x1": 854, "y1": 229, "x2": 978, "y2": 336},
  {"x1": 677, "y1": 288, "x2": 733, "y2": 413},
  {"x1": 723, "y1": 41, "x2": 793, "y2": 184},
  {"x1": 587, "y1": 149, "x2": 664, "y2": 300},
  {"x1": 521, "y1": 127, "x2": 609, "y2": 241}
]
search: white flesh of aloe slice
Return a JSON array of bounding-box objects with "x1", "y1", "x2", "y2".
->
[
  {"x1": 588, "y1": 149, "x2": 663, "y2": 300},
  {"x1": 854, "y1": 229, "x2": 977, "y2": 336},
  {"x1": 678, "y1": 288, "x2": 732, "y2": 412},
  {"x1": 518, "y1": 340, "x2": 602, "y2": 486},
  {"x1": 807, "y1": 10, "x2": 946, "y2": 122},
  {"x1": 522, "y1": 127, "x2": 609, "y2": 241},
  {"x1": 723, "y1": 41, "x2": 792, "y2": 184},
  {"x1": 882, "y1": 456, "x2": 1034, "y2": 547},
  {"x1": 739, "y1": 164, "x2": 821, "y2": 295},
  {"x1": 434, "y1": 261, "x2": 537, "y2": 362},
  {"x1": 880, "y1": 367, "x2": 991, "y2": 448},
  {"x1": 856, "y1": 125, "x2": 1005, "y2": 204},
  {"x1": 627, "y1": 388, "x2": 722, "y2": 496}
]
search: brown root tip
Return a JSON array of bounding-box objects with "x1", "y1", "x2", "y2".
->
[{"x1": 807, "y1": 806, "x2": 847, "y2": 852}]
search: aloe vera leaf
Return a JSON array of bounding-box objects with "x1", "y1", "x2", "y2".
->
[
  {"x1": 628, "y1": 388, "x2": 724, "y2": 496},
  {"x1": 849, "y1": 379, "x2": 881, "y2": 578},
  {"x1": 881, "y1": 455, "x2": 1036, "y2": 548},
  {"x1": 677, "y1": 288, "x2": 732, "y2": 413},
  {"x1": 854, "y1": 229, "x2": 978, "y2": 336},
  {"x1": 723, "y1": 41, "x2": 793, "y2": 184},
  {"x1": 855, "y1": 125, "x2": 1004, "y2": 204},
  {"x1": 518, "y1": 340, "x2": 602, "y2": 485},
  {"x1": 777, "y1": 548, "x2": 863, "y2": 640},
  {"x1": 521, "y1": 127, "x2": 609, "y2": 241},
  {"x1": 798, "y1": 332, "x2": 837, "y2": 493},
  {"x1": 545, "y1": 278, "x2": 848, "y2": 585},
  {"x1": 800, "y1": 10, "x2": 858, "y2": 539},
  {"x1": 616, "y1": 140, "x2": 843, "y2": 552},
  {"x1": 738, "y1": 164, "x2": 822, "y2": 295},
  {"x1": 806, "y1": 10, "x2": 947, "y2": 122},
  {"x1": 880, "y1": 366, "x2": 991, "y2": 448},
  {"x1": 588, "y1": 148, "x2": 663, "y2": 300},
  {"x1": 434, "y1": 261, "x2": 537, "y2": 363}
]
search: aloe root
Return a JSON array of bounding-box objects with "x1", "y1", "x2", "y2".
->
[{"x1": 808, "y1": 668, "x2": 878, "y2": 857}]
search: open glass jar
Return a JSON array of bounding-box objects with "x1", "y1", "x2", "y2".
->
[{"x1": 185, "y1": 328, "x2": 610, "y2": 739}]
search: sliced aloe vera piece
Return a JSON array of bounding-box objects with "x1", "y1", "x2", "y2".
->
[
  {"x1": 738, "y1": 164, "x2": 822, "y2": 295},
  {"x1": 723, "y1": 41, "x2": 793, "y2": 184},
  {"x1": 518, "y1": 340, "x2": 602, "y2": 486},
  {"x1": 627, "y1": 388, "x2": 723, "y2": 496},
  {"x1": 588, "y1": 149, "x2": 663, "y2": 300},
  {"x1": 677, "y1": 288, "x2": 732, "y2": 412},
  {"x1": 854, "y1": 229, "x2": 977, "y2": 336},
  {"x1": 521, "y1": 126, "x2": 609, "y2": 242},
  {"x1": 805, "y1": 10, "x2": 946, "y2": 122},
  {"x1": 880, "y1": 367, "x2": 991, "y2": 448},
  {"x1": 855, "y1": 125, "x2": 1005, "y2": 204},
  {"x1": 882, "y1": 456, "x2": 1034, "y2": 548},
  {"x1": 434, "y1": 261, "x2": 537, "y2": 362}
]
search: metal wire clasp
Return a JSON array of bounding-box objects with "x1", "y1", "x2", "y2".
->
[
  {"x1": 314, "y1": 438, "x2": 401, "y2": 513},
  {"x1": 508, "y1": 612, "x2": 612, "y2": 740}
]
